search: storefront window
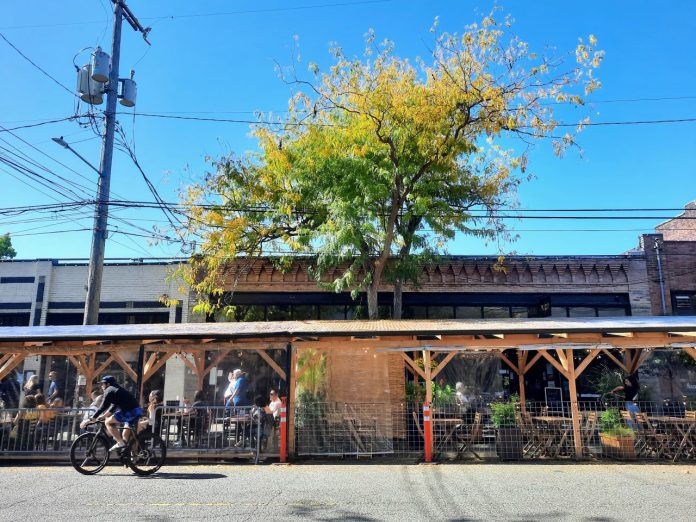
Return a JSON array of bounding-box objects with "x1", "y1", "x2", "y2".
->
[
  {"x1": 428, "y1": 306, "x2": 455, "y2": 319},
  {"x1": 455, "y1": 306, "x2": 482, "y2": 319},
  {"x1": 483, "y1": 306, "x2": 510, "y2": 318}
]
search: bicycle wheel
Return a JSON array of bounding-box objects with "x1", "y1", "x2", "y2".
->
[
  {"x1": 126, "y1": 432, "x2": 166, "y2": 476},
  {"x1": 70, "y1": 433, "x2": 110, "y2": 475}
]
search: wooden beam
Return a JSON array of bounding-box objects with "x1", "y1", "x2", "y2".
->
[
  {"x1": 431, "y1": 351, "x2": 457, "y2": 380},
  {"x1": 400, "y1": 352, "x2": 426, "y2": 381},
  {"x1": 517, "y1": 350, "x2": 528, "y2": 412},
  {"x1": 0, "y1": 354, "x2": 12, "y2": 368},
  {"x1": 497, "y1": 351, "x2": 519, "y2": 373},
  {"x1": 178, "y1": 353, "x2": 198, "y2": 374},
  {"x1": 423, "y1": 350, "x2": 433, "y2": 404},
  {"x1": 539, "y1": 350, "x2": 569, "y2": 379},
  {"x1": 256, "y1": 349, "x2": 287, "y2": 381},
  {"x1": 522, "y1": 351, "x2": 543, "y2": 374},
  {"x1": 633, "y1": 349, "x2": 653, "y2": 372},
  {"x1": 683, "y1": 347, "x2": 696, "y2": 362},
  {"x1": 205, "y1": 349, "x2": 233, "y2": 375},
  {"x1": 565, "y1": 349, "x2": 583, "y2": 459},
  {"x1": 575, "y1": 349, "x2": 601, "y2": 378},
  {"x1": 555, "y1": 348, "x2": 568, "y2": 372},
  {"x1": 0, "y1": 354, "x2": 25, "y2": 380},
  {"x1": 143, "y1": 352, "x2": 174, "y2": 382},
  {"x1": 142, "y1": 353, "x2": 158, "y2": 377},
  {"x1": 600, "y1": 349, "x2": 629, "y2": 373},
  {"x1": 111, "y1": 352, "x2": 138, "y2": 382}
]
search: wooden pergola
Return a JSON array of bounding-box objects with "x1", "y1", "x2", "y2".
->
[{"x1": 1, "y1": 317, "x2": 695, "y2": 458}]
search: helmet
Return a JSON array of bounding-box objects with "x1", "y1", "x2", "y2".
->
[{"x1": 99, "y1": 375, "x2": 117, "y2": 386}]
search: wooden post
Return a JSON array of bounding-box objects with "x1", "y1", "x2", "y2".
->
[
  {"x1": 517, "y1": 350, "x2": 528, "y2": 413},
  {"x1": 423, "y1": 349, "x2": 433, "y2": 461},
  {"x1": 287, "y1": 344, "x2": 297, "y2": 458},
  {"x1": 279, "y1": 396, "x2": 287, "y2": 463},
  {"x1": 135, "y1": 345, "x2": 145, "y2": 404},
  {"x1": 566, "y1": 349, "x2": 583, "y2": 459}
]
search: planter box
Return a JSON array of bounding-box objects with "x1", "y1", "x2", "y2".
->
[
  {"x1": 600, "y1": 433, "x2": 635, "y2": 460},
  {"x1": 496, "y1": 427, "x2": 523, "y2": 461}
]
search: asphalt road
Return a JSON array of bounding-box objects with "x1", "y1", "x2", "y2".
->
[{"x1": 0, "y1": 463, "x2": 693, "y2": 521}]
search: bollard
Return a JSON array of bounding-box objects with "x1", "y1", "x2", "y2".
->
[
  {"x1": 279, "y1": 396, "x2": 287, "y2": 463},
  {"x1": 423, "y1": 402, "x2": 432, "y2": 463}
]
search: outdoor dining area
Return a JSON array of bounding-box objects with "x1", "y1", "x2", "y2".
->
[{"x1": 0, "y1": 316, "x2": 695, "y2": 463}]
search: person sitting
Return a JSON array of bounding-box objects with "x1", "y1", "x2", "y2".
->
[
  {"x1": 265, "y1": 388, "x2": 282, "y2": 421},
  {"x1": 10, "y1": 395, "x2": 39, "y2": 449},
  {"x1": 35, "y1": 393, "x2": 54, "y2": 424},
  {"x1": 246, "y1": 395, "x2": 273, "y2": 450},
  {"x1": 139, "y1": 390, "x2": 163, "y2": 436},
  {"x1": 80, "y1": 375, "x2": 143, "y2": 453},
  {"x1": 187, "y1": 390, "x2": 208, "y2": 445}
]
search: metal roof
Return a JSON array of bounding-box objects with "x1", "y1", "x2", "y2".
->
[{"x1": 1, "y1": 316, "x2": 695, "y2": 343}]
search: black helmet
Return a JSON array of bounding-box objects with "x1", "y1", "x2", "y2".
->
[{"x1": 99, "y1": 375, "x2": 117, "y2": 386}]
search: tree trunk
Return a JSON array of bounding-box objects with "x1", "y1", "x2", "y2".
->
[
  {"x1": 367, "y1": 282, "x2": 379, "y2": 319},
  {"x1": 393, "y1": 278, "x2": 403, "y2": 319}
]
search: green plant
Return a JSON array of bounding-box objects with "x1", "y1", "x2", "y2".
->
[
  {"x1": 599, "y1": 408, "x2": 633, "y2": 438},
  {"x1": 404, "y1": 381, "x2": 456, "y2": 406},
  {"x1": 490, "y1": 401, "x2": 517, "y2": 428}
]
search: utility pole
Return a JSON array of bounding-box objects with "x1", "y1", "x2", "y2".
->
[{"x1": 84, "y1": 1, "x2": 149, "y2": 325}]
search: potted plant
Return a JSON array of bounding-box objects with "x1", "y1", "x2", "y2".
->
[
  {"x1": 599, "y1": 408, "x2": 635, "y2": 459},
  {"x1": 491, "y1": 395, "x2": 523, "y2": 460}
]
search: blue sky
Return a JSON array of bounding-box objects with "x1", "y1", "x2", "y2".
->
[{"x1": 0, "y1": 0, "x2": 694, "y2": 260}]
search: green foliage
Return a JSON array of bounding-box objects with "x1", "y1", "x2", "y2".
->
[
  {"x1": 0, "y1": 234, "x2": 16, "y2": 260},
  {"x1": 490, "y1": 401, "x2": 517, "y2": 428},
  {"x1": 599, "y1": 408, "x2": 634, "y2": 437},
  {"x1": 178, "y1": 12, "x2": 603, "y2": 319},
  {"x1": 404, "y1": 381, "x2": 456, "y2": 405},
  {"x1": 296, "y1": 349, "x2": 327, "y2": 398}
]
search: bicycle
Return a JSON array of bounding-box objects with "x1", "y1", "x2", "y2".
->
[{"x1": 70, "y1": 419, "x2": 166, "y2": 476}]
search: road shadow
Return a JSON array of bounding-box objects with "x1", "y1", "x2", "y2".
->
[{"x1": 136, "y1": 472, "x2": 227, "y2": 480}]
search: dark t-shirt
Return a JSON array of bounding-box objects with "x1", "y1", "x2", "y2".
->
[
  {"x1": 623, "y1": 376, "x2": 640, "y2": 401},
  {"x1": 93, "y1": 385, "x2": 140, "y2": 418}
]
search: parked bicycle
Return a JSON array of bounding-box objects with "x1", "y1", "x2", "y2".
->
[{"x1": 70, "y1": 419, "x2": 166, "y2": 476}]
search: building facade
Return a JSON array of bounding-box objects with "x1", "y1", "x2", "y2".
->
[{"x1": 1, "y1": 202, "x2": 695, "y2": 406}]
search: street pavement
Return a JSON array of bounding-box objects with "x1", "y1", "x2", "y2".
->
[{"x1": 0, "y1": 462, "x2": 693, "y2": 521}]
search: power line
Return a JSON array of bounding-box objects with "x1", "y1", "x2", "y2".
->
[
  {"x1": 0, "y1": 0, "x2": 394, "y2": 30},
  {"x1": 0, "y1": 31, "x2": 78, "y2": 98},
  {"x1": 0, "y1": 116, "x2": 83, "y2": 132}
]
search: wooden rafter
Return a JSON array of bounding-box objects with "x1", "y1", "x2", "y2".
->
[
  {"x1": 555, "y1": 348, "x2": 568, "y2": 372},
  {"x1": 143, "y1": 352, "x2": 174, "y2": 382},
  {"x1": 539, "y1": 350, "x2": 569, "y2": 379},
  {"x1": 256, "y1": 349, "x2": 286, "y2": 381},
  {"x1": 0, "y1": 354, "x2": 25, "y2": 380},
  {"x1": 522, "y1": 351, "x2": 543, "y2": 374},
  {"x1": 111, "y1": 351, "x2": 138, "y2": 382},
  {"x1": 575, "y1": 349, "x2": 601, "y2": 378},
  {"x1": 496, "y1": 351, "x2": 519, "y2": 373},
  {"x1": 431, "y1": 351, "x2": 457, "y2": 380},
  {"x1": 401, "y1": 352, "x2": 426, "y2": 381},
  {"x1": 683, "y1": 347, "x2": 696, "y2": 362},
  {"x1": 600, "y1": 349, "x2": 629, "y2": 373}
]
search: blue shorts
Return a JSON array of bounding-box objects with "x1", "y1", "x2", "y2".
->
[{"x1": 113, "y1": 407, "x2": 144, "y2": 428}]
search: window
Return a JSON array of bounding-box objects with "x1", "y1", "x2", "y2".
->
[
  {"x1": 673, "y1": 293, "x2": 696, "y2": 316},
  {"x1": 403, "y1": 306, "x2": 427, "y2": 319},
  {"x1": 568, "y1": 307, "x2": 596, "y2": 318},
  {"x1": 511, "y1": 307, "x2": 528, "y2": 318},
  {"x1": 428, "y1": 306, "x2": 455, "y2": 319},
  {"x1": 483, "y1": 306, "x2": 510, "y2": 318},
  {"x1": 456, "y1": 306, "x2": 482, "y2": 319},
  {"x1": 266, "y1": 305, "x2": 291, "y2": 321},
  {"x1": 319, "y1": 305, "x2": 346, "y2": 320},
  {"x1": 551, "y1": 307, "x2": 568, "y2": 318},
  {"x1": 292, "y1": 305, "x2": 318, "y2": 320},
  {"x1": 597, "y1": 307, "x2": 627, "y2": 317},
  {"x1": 0, "y1": 313, "x2": 30, "y2": 326}
]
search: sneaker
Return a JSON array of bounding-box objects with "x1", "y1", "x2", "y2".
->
[{"x1": 109, "y1": 442, "x2": 126, "y2": 452}]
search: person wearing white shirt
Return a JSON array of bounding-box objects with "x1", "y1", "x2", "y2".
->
[{"x1": 266, "y1": 389, "x2": 282, "y2": 419}]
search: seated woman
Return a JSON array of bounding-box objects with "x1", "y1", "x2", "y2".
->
[
  {"x1": 10, "y1": 395, "x2": 39, "y2": 449},
  {"x1": 138, "y1": 390, "x2": 163, "y2": 435}
]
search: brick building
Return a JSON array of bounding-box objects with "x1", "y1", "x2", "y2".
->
[{"x1": 1, "y1": 203, "x2": 694, "y2": 406}]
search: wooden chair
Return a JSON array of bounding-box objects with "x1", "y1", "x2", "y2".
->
[
  {"x1": 517, "y1": 412, "x2": 543, "y2": 458},
  {"x1": 455, "y1": 412, "x2": 481, "y2": 459},
  {"x1": 635, "y1": 413, "x2": 673, "y2": 459},
  {"x1": 581, "y1": 412, "x2": 599, "y2": 458}
]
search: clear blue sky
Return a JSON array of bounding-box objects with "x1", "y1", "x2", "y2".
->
[{"x1": 1, "y1": 0, "x2": 694, "y2": 260}]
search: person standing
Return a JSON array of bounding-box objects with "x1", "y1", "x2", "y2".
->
[
  {"x1": 23, "y1": 375, "x2": 40, "y2": 397},
  {"x1": 611, "y1": 373, "x2": 641, "y2": 426},
  {"x1": 223, "y1": 370, "x2": 238, "y2": 408},
  {"x1": 266, "y1": 388, "x2": 282, "y2": 420},
  {"x1": 232, "y1": 370, "x2": 250, "y2": 409},
  {"x1": 47, "y1": 371, "x2": 59, "y2": 402}
]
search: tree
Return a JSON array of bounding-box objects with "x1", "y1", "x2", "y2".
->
[
  {"x1": 181, "y1": 13, "x2": 603, "y2": 319},
  {"x1": 0, "y1": 234, "x2": 16, "y2": 260}
]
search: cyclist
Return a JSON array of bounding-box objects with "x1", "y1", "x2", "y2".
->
[{"x1": 80, "y1": 375, "x2": 143, "y2": 452}]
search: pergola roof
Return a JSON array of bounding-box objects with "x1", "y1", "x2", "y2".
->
[{"x1": 1, "y1": 316, "x2": 695, "y2": 344}]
